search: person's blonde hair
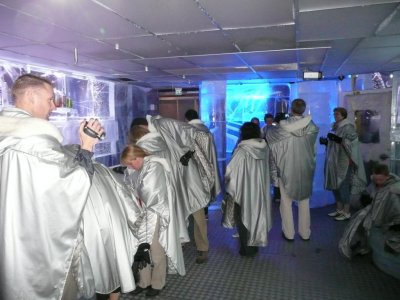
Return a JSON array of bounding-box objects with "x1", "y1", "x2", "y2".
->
[
  {"x1": 121, "y1": 144, "x2": 149, "y2": 166},
  {"x1": 129, "y1": 125, "x2": 150, "y2": 144}
]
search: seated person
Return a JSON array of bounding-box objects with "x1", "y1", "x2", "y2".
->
[{"x1": 339, "y1": 164, "x2": 400, "y2": 259}]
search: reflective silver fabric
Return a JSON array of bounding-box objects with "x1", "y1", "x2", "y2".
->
[
  {"x1": 126, "y1": 156, "x2": 185, "y2": 275},
  {"x1": 266, "y1": 116, "x2": 319, "y2": 200},
  {"x1": 136, "y1": 132, "x2": 190, "y2": 243},
  {"x1": 148, "y1": 116, "x2": 212, "y2": 215},
  {"x1": 189, "y1": 119, "x2": 221, "y2": 201},
  {"x1": 221, "y1": 194, "x2": 235, "y2": 228},
  {"x1": 223, "y1": 139, "x2": 272, "y2": 247},
  {"x1": 79, "y1": 163, "x2": 142, "y2": 294},
  {"x1": 324, "y1": 119, "x2": 367, "y2": 194},
  {"x1": 0, "y1": 108, "x2": 91, "y2": 300},
  {"x1": 339, "y1": 175, "x2": 400, "y2": 258}
]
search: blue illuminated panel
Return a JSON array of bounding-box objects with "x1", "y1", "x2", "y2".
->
[{"x1": 225, "y1": 79, "x2": 290, "y2": 152}]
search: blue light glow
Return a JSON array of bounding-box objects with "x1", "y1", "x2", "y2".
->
[
  {"x1": 226, "y1": 79, "x2": 271, "y2": 123},
  {"x1": 225, "y1": 79, "x2": 290, "y2": 152}
]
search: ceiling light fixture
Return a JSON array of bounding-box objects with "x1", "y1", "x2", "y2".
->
[
  {"x1": 303, "y1": 71, "x2": 322, "y2": 80},
  {"x1": 390, "y1": 73, "x2": 394, "y2": 79},
  {"x1": 115, "y1": 43, "x2": 119, "y2": 50},
  {"x1": 145, "y1": 65, "x2": 148, "y2": 72},
  {"x1": 182, "y1": 74, "x2": 186, "y2": 79},
  {"x1": 74, "y1": 47, "x2": 78, "y2": 65}
]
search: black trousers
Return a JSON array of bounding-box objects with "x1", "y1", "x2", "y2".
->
[{"x1": 234, "y1": 203, "x2": 258, "y2": 256}]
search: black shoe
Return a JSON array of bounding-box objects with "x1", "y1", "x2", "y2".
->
[
  {"x1": 146, "y1": 287, "x2": 161, "y2": 298},
  {"x1": 195, "y1": 251, "x2": 208, "y2": 264},
  {"x1": 239, "y1": 249, "x2": 258, "y2": 257},
  {"x1": 282, "y1": 232, "x2": 294, "y2": 242},
  {"x1": 130, "y1": 286, "x2": 147, "y2": 295}
]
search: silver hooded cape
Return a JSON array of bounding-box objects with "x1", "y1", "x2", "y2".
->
[
  {"x1": 266, "y1": 115, "x2": 319, "y2": 200},
  {"x1": 78, "y1": 162, "x2": 143, "y2": 295},
  {"x1": 188, "y1": 119, "x2": 222, "y2": 201},
  {"x1": 147, "y1": 115, "x2": 214, "y2": 216},
  {"x1": 0, "y1": 108, "x2": 91, "y2": 300},
  {"x1": 222, "y1": 138, "x2": 272, "y2": 247},
  {"x1": 125, "y1": 156, "x2": 185, "y2": 276},
  {"x1": 136, "y1": 132, "x2": 190, "y2": 243},
  {"x1": 339, "y1": 175, "x2": 400, "y2": 258},
  {"x1": 324, "y1": 118, "x2": 367, "y2": 194}
]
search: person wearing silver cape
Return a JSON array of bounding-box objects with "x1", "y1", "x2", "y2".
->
[
  {"x1": 129, "y1": 124, "x2": 190, "y2": 244},
  {"x1": 0, "y1": 74, "x2": 103, "y2": 300},
  {"x1": 339, "y1": 164, "x2": 400, "y2": 260},
  {"x1": 122, "y1": 144, "x2": 185, "y2": 298},
  {"x1": 184, "y1": 109, "x2": 222, "y2": 205},
  {"x1": 146, "y1": 115, "x2": 214, "y2": 264},
  {"x1": 77, "y1": 161, "x2": 144, "y2": 299},
  {"x1": 222, "y1": 122, "x2": 272, "y2": 256},
  {"x1": 266, "y1": 99, "x2": 319, "y2": 241},
  {"x1": 321, "y1": 107, "x2": 367, "y2": 221}
]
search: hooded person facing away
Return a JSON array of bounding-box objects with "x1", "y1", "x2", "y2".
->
[{"x1": 266, "y1": 99, "x2": 319, "y2": 241}]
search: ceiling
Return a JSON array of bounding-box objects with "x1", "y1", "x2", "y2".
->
[{"x1": 0, "y1": 0, "x2": 399, "y2": 88}]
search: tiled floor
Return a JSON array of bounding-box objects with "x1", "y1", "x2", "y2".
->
[{"x1": 121, "y1": 202, "x2": 400, "y2": 300}]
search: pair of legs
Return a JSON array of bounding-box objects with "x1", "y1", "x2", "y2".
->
[
  {"x1": 332, "y1": 168, "x2": 352, "y2": 215},
  {"x1": 192, "y1": 208, "x2": 209, "y2": 262},
  {"x1": 234, "y1": 203, "x2": 258, "y2": 256},
  {"x1": 279, "y1": 182, "x2": 311, "y2": 240},
  {"x1": 138, "y1": 219, "x2": 166, "y2": 291}
]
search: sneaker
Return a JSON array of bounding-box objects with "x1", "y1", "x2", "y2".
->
[
  {"x1": 335, "y1": 212, "x2": 351, "y2": 221},
  {"x1": 195, "y1": 251, "x2": 208, "y2": 264},
  {"x1": 328, "y1": 210, "x2": 342, "y2": 217},
  {"x1": 232, "y1": 232, "x2": 239, "y2": 238}
]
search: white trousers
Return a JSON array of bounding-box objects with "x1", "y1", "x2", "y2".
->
[{"x1": 279, "y1": 182, "x2": 311, "y2": 240}]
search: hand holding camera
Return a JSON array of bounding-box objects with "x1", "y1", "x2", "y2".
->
[
  {"x1": 83, "y1": 121, "x2": 106, "y2": 140},
  {"x1": 79, "y1": 118, "x2": 105, "y2": 152}
]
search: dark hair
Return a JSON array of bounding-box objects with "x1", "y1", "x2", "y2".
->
[
  {"x1": 130, "y1": 117, "x2": 148, "y2": 129},
  {"x1": 12, "y1": 74, "x2": 52, "y2": 101},
  {"x1": 251, "y1": 117, "x2": 260, "y2": 125},
  {"x1": 185, "y1": 109, "x2": 199, "y2": 121},
  {"x1": 240, "y1": 122, "x2": 261, "y2": 140},
  {"x1": 372, "y1": 164, "x2": 389, "y2": 176},
  {"x1": 334, "y1": 107, "x2": 348, "y2": 119},
  {"x1": 291, "y1": 98, "x2": 306, "y2": 115},
  {"x1": 264, "y1": 113, "x2": 274, "y2": 121}
]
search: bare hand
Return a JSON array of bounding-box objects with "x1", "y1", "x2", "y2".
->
[{"x1": 79, "y1": 118, "x2": 105, "y2": 152}]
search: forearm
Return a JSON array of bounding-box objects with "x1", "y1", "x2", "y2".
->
[{"x1": 75, "y1": 148, "x2": 95, "y2": 179}]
